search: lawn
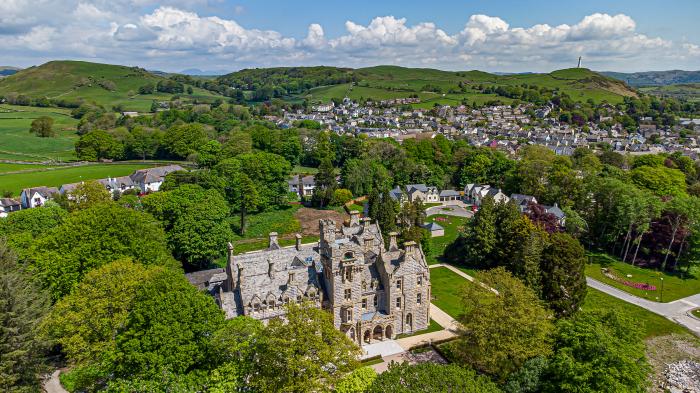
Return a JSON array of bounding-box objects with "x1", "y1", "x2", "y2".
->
[
  {"x1": 0, "y1": 105, "x2": 79, "y2": 161},
  {"x1": 424, "y1": 214, "x2": 466, "y2": 265},
  {"x1": 229, "y1": 204, "x2": 302, "y2": 241},
  {"x1": 346, "y1": 203, "x2": 365, "y2": 214},
  {"x1": 583, "y1": 288, "x2": 692, "y2": 338},
  {"x1": 429, "y1": 266, "x2": 470, "y2": 319},
  {"x1": 395, "y1": 318, "x2": 443, "y2": 339},
  {"x1": 292, "y1": 165, "x2": 318, "y2": 175},
  {"x1": 586, "y1": 253, "x2": 700, "y2": 302},
  {"x1": 693, "y1": 309, "x2": 700, "y2": 319},
  {"x1": 0, "y1": 163, "x2": 154, "y2": 196},
  {"x1": 0, "y1": 162, "x2": 55, "y2": 173}
]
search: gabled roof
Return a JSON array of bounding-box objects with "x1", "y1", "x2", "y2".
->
[
  {"x1": 21, "y1": 186, "x2": 58, "y2": 198},
  {"x1": 423, "y1": 222, "x2": 444, "y2": 231},
  {"x1": 544, "y1": 204, "x2": 566, "y2": 219},
  {"x1": 0, "y1": 198, "x2": 20, "y2": 207},
  {"x1": 439, "y1": 189, "x2": 460, "y2": 197}
]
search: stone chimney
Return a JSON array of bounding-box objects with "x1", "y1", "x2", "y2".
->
[
  {"x1": 225, "y1": 242, "x2": 234, "y2": 291},
  {"x1": 388, "y1": 232, "x2": 399, "y2": 251},
  {"x1": 320, "y1": 219, "x2": 336, "y2": 245},
  {"x1": 362, "y1": 217, "x2": 371, "y2": 231},
  {"x1": 349, "y1": 210, "x2": 360, "y2": 227},
  {"x1": 268, "y1": 259, "x2": 275, "y2": 279},
  {"x1": 295, "y1": 233, "x2": 302, "y2": 251},
  {"x1": 268, "y1": 232, "x2": 280, "y2": 250},
  {"x1": 404, "y1": 241, "x2": 416, "y2": 255}
]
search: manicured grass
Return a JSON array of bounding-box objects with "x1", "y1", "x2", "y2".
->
[
  {"x1": 692, "y1": 309, "x2": 700, "y2": 319},
  {"x1": 429, "y1": 267, "x2": 470, "y2": 319},
  {"x1": 586, "y1": 253, "x2": 700, "y2": 302},
  {"x1": 583, "y1": 288, "x2": 691, "y2": 338},
  {"x1": 230, "y1": 205, "x2": 302, "y2": 241},
  {"x1": 424, "y1": 214, "x2": 466, "y2": 265},
  {"x1": 395, "y1": 318, "x2": 443, "y2": 339},
  {"x1": 0, "y1": 163, "x2": 154, "y2": 196},
  {"x1": 0, "y1": 105, "x2": 79, "y2": 161},
  {"x1": 360, "y1": 357, "x2": 384, "y2": 366},
  {"x1": 346, "y1": 203, "x2": 365, "y2": 213},
  {"x1": 292, "y1": 165, "x2": 318, "y2": 174}
]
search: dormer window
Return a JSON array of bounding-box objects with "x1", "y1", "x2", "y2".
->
[{"x1": 344, "y1": 252, "x2": 354, "y2": 260}]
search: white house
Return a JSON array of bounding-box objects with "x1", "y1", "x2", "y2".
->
[
  {"x1": 129, "y1": 164, "x2": 184, "y2": 193},
  {"x1": 288, "y1": 175, "x2": 316, "y2": 197},
  {"x1": 20, "y1": 187, "x2": 59, "y2": 209},
  {"x1": 0, "y1": 198, "x2": 21, "y2": 218}
]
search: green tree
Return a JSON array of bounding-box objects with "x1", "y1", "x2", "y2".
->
[
  {"x1": 313, "y1": 157, "x2": 336, "y2": 207},
  {"x1": 542, "y1": 311, "x2": 650, "y2": 392},
  {"x1": 455, "y1": 268, "x2": 554, "y2": 381},
  {"x1": 66, "y1": 180, "x2": 112, "y2": 210},
  {"x1": 163, "y1": 123, "x2": 208, "y2": 159},
  {"x1": 209, "y1": 316, "x2": 264, "y2": 388},
  {"x1": 0, "y1": 241, "x2": 51, "y2": 393},
  {"x1": 29, "y1": 116, "x2": 55, "y2": 137},
  {"x1": 335, "y1": 367, "x2": 377, "y2": 393},
  {"x1": 237, "y1": 174, "x2": 260, "y2": 235},
  {"x1": 540, "y1": 232, "x2": 587, "y2": 317},
  {"x1": 110, "y1": 269, "x2": 225, "y2": 380},
  {"x1": 144, "y1": 184, "x2": 233, "y2": 267},
  {"x1": 630, "y1": 165, "x2": 687, "y2": 197},
  {"x1": 253, "y1": 302, "x2": 361, "y2": 392},
  {"x1": 43, "y1": 259, "x2": 164, "y2": 391},
  {"x1": 504, "y1": 357, "x2": 549, "y2": 393},
  {"x1": 332, "y1": 188, "x2": 353, "y2": 206},
  {"x1": 368, "y1": 362, "x2": 501, "y2": 393},
  {"x1": 75, "y1": 130, "x2": 124, "y2": 161},
  {"x1": 30, "y1": 203, "x2": 176, "y2": 299}
]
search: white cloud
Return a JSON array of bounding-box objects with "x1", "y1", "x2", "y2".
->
[{"x1": 1, "y1": 3, "x2": 698, "y2": 73}]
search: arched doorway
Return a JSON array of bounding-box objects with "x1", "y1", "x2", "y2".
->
[
  {"x1": 405, "y1": 313, "x2": 413, "y2": 331},
  {"x1": 372, "y1": 325, "x2": 383, "y2": 341},
  {"x1": 385, "y1": 325, "x2": 393, "y2": 339},
  {"x1": 364, "y1": 329, "x2": 371, "y2": 344},
  {"x1": 347, "y1": 327, "x2": 356, "y2": 341}
]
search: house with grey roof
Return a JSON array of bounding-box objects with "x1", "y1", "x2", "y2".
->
[
  {"x1": 20, "y1": 186, "x2": 59, "y2": 209},
  {"x1": 405, "y1": 184, "x2": 439, "y2": 203},
  {"x1": 129, "y1": 164, "x2": 184, "y2": 193},
  {"x1": 0, "y1": 198, "x2": 21, "y2": 217},
  {"x1": 288, "y1": 175, "x2": 316, "y2": 197},
  {"x1": 439, "y1": 189, "x2": 460, "y2": 202},
  {"x1": 187, "y1": 212, "x2": 431, "y2": 346}
]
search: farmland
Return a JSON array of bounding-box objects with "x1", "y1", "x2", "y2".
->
[
  {"x1": 0, "y1": 163, "x2": 155, "y2": 196},
  {"x1": 0, "y1": 104, "x2": 79, "y2": 161}
]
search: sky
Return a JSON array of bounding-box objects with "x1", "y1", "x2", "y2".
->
[{"x1": 1, "y1": 0, "x2": 699, "y2": 74}]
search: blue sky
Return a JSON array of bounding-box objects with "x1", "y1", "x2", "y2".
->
[{"x1": 2, "y1": 0, "x2": 699, "y2": 73}]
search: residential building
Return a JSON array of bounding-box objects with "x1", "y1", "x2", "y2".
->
[
  {"x1": 187, "y1": 213, "x2": 431, "y2": 345},
  {"x1": 20, "y1": 187, "x2": 59, "y2": 209},
  {"x1": 129, "y1": 164, "x2": 184, "y2": 192},
  {"x1": 288, "y1": 175, "x2": 316, "y2": 197},
  {"x1": 0, "y1": 198, "x2": 21, "y2": 217}
]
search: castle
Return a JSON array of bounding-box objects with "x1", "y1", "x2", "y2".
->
[{"x1": 187, "y1": 211, "x2": 431, "y2": 345}]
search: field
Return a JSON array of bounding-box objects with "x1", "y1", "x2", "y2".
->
[
  {"x1": 0, "y1": 163, "x2": 154, "y2": 196},
  {"x1": 0, "y1": 104, "x2": 79, "y2": 161},
  {"x1": 0, "y1": 163, "x2": 56, "y2": 173},
  {"x1": 424, "y1": 214, "x2": 466, "y2": 265},
  {"x1": 583, "y1": 288, "x2": 692, "y2": 338},
  {"x1": 0, "y1": 61, "x2": 221, "y2": 112},
  {"x1": 300, "y1": 66, "x2": 633, "y2": 106},
  {"x1": 585, "y1": 253, "x2": 700, "y2": 302},
  {"x1": 429, "y1": 266, "x2": 469, "y2": 319},
  {"x1": 639, "y1": 83, "x2": 700, "y2": 102}
]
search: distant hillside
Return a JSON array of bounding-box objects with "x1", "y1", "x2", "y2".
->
[
  {"x1": 639, "y1": 83, "x2": 700, "y2": 102},
  {"x1": 216, "y1": 65, "x2": 636, "y2": 105},
  {"x1": 602, "y1": 70, "x2": 700, "y2": 86},
  {"x1": 0, "y1": 60, "x2": 220, "y2": 111}
]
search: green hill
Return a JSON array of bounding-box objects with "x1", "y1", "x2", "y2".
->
[
  {"x1": 216, "y1": 65, "x2": 636, "y2": 105},
  {"x1": 0, "y1": 61, "x2": 220, "y2": 112}
]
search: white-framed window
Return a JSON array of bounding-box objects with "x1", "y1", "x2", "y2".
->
[
  {"x1": 395, "y1": 297, "x2": 401, "y2": 309},
  {"x1": 344, "y1": 288, "x2": 352, "y2": 301}
]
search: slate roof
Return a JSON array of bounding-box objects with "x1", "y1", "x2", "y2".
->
[
  {"x1": 21, "y1": 186, "x2": 58, "y2": 198},
  {"x1": 439, "y1": 189, "x2": 460, "y2": 197},
  {"x1": 287, "y1": 175, "x2": 316, "y2": 186},
  {"x1": 423, "y1": 222, "x2": 444, "y2": 231},
  {"x1": 130, "y1": 164, "x2": 184, "y2": 184},
  {"x1": 0, "y1": 198, "x2": 20, "y2": 208}
]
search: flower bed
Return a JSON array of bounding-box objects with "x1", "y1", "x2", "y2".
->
[{"x1": 602, "y1": 268, "x2": 656, "y2": 291}]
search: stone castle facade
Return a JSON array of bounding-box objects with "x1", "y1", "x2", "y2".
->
[{"x1": 188, "y1": 212, "x2": 431, "y2": 345}]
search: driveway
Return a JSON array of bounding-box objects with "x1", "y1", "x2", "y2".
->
[
  {"x1": 426, "y1": 204, "x2": 473, "y2": 218},
  {"x1": 587, "y1": 277, "x2": 700, "y2": 335}
]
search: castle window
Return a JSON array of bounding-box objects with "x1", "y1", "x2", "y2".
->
[
  {"x1": 344, "y1": 251, "x2": 354, "y2": 260},
  {"x1": 396, "y1": 279, "x2": 402, "y2": 290},
  {"x1": 362, "y1": 298, "x2": 367, "y2": 309},
  {"x1": 417, "y1": 293, "x2": 422, "y2": 304},
  {"x1": 395, "y1": 297, "x2": 401, "y2": 309},
  {"x1": 417, "y1": 276, "x2": 423, "y2": 286},
  {"x1": 346, "y1": 308, "x2": 353, "y2": 322},
  {"x1": 344, "y1": 267, "x2": 353, "y2": 282},
  {"x1": 344, "y1": 288, "x2": 352, "y2": 301},
  {"x1": 362, "y1": 281, "x2": 367, "y2": 291},
  {"x1": 373, "y1": 295, "x2": 378, "y2": 307}
]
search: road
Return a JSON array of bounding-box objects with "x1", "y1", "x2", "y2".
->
[
  {"x1": 425, "y1": 203, "x2": 473, "y2": 218},
  {"x1": 586, "y1": 277, "x2": 700, "y2": 335}
]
